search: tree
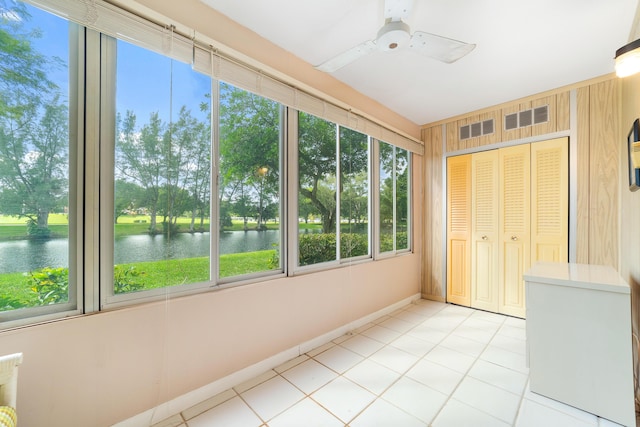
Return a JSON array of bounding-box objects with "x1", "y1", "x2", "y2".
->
[
  {"x1": 298, "y1": 114, "x2": 368, "y2": 233},
  {"x1": 116, "y1": 110, "x2": 166, "y2": 234},
  {"x1": 298, "y1": 112, "x2": 337, "y2": 233},
  {"x1": 219, "y1": 83, "x2": 280, "y2": 229},
  {"x1": 0, "y1": 4, "x2": 67, "y2": 236},
  {"x1": 114, "y1": 180, "x2": 145, "y2": 223}
]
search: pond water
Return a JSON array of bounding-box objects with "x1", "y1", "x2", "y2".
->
[{"x1": 0, "y1": 230, "x2": 286, "y2": 273}]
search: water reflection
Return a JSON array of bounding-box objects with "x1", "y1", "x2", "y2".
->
[{"x1": 0, "y1": 230, "x2": 286, "y2": 273}]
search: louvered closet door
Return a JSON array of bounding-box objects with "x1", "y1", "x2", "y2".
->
[
  {"x1": 531, "y1": 138, "x2": 568, "y2": 264},
  {"x1": 446, "y1": 155, "x2": 471, "y2": 306},
  {"x1": 471, "y1": 150, "x2": 499, "y2": 312},
  {"x1": 499, "y1": 144, "x2": 530, "y2": 318}
]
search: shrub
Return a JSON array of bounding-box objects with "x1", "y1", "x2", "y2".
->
[
  {"x1": 340, "y1": 233, "x2": 368, "y2": 258},
  {"x1": 27, "y1": 267, "x2": 68, "y2": 305},
  {"x1": 299, "y1": 233, "x2": 337, "y2": 266},
  {"x1": 0, "y1": 296, "x2": 27, "y2": 311},
  {"x1": 114, "y1": 265, "x2": 145, "y2": 294},
  {"x1": 297, "y1": 233, "x2": 369, "y2": 266}
]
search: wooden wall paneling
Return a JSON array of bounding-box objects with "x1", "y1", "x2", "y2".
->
[
  {"x1": 576, "y1": 87, "x2": 590, "y2": 264},
  {"x1": 588, "y1": 79, "x2": 619, "y2": 268},
  {"x1": 517, "y1": 102, "x2": 533, "y2": 139},
  {"x1": 430, "y1": 126, "x2": 444, "y2": 299},
  {"x1": 478, "y1": 110, "x2": 502, "y2": 148},
  {"x1": 422, "y1": 126, "x2": 444, "y2": 300},
  {"x1": 421, "y1": 127, "x2": 432, "y2": 296},
  {"x1": 532, "y1": 95, "x2": 556, "y2": 136},
  {"x1": 556, "y1": 91, "x2": 570, "y2": 131},
  {"x1": 458, "y1": 115, "x2": 480, "y2": 150},
  {"x1": 446, "y1": 121, "x2": 458, "y2": 153},
  {"x1": 502, "y1": 103, "x2": 524, "y2": 141}
]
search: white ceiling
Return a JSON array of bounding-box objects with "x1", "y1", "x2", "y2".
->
[{"x1": 199, "y1": 0, "x2": 637, "y2": 125}]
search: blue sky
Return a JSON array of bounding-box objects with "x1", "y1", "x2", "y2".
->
[{"x1": 22, "y1": 2, "x2": 211, "y2": 126}]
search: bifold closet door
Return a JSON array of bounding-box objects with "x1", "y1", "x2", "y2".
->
[
  {"x1": 499, "y1": 144, "x2": 530, "y2": 318},
  {"x1": 446, "y1": 154, "x2": 471, "y2": 306},
  {"x1": 471, "y1": 150, "x2": 499, "y2": 312},
  {"x1": 445, "y1": 138, "x2": 567, "y2": 317},
  {"x1": 531, "y1": 137, "x2": 568, "y2": 264}
]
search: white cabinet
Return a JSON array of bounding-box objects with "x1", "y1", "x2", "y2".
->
[{"x1": 524, "y1": 262, "x2": 635, "y2": 426}]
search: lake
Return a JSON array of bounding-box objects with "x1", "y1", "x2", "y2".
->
[{"x1": 0, "y1": 230, "x2": 284, "y2": 273}]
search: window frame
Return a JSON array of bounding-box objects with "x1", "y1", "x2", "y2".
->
[
  {"x1": 0, "y1": 16, "x2": 83, "y2": 328},
  {"x1": 376, "y1": 140, "x2": 412, "y2": 258},
  {"x1": 0, "y1": 0, "x2": 416, "y2": 325}
]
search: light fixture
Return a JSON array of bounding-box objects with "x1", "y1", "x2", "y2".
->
[
  {"x1": 376, "y1": 20, "x2": 410, "y2": 51},
  {"x1": 615, "y1": 38, "x2": 640, "y2": 78}
]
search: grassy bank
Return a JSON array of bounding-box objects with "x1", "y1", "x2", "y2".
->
[{"x1": 0, "y1": 249, "x2": 277, "y2": 309}]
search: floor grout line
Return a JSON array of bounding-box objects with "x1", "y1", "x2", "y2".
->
[{"x1": 161, "y1": 301, "x2": 624, "y2": 427}]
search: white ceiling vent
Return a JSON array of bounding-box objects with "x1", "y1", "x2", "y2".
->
[
  {"x1": 460, "y1": 118, "x2": 495, "y2": 141},
  {"x1": 504, "y1": 105, "x2": 549, "y2": 131}
]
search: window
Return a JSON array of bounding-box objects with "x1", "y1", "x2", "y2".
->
[
  {"x1": 217, "y1": 82, "x2": 282, "y2": 279},
  {"x1": 379, "y1": 141, "x2": 410, "y2": 254},
  {"x1": 0, "y1": 0, "x2": 415, "y2": 325},
  {"x1": 297, "y1": 112, "x2": 371, "y2": 267},
  {"x1": 111, "y1": 39, "x2": 212, "y2": 298},
  {"x1": 297, "y1": 112, "x2": 337, "y2": 266},
  {"x1": 339, "y1": 128, "x2": 370, "y2": 259},
  {"x1": 0, "y1": 1, "x2": 77, "y2": 320}
]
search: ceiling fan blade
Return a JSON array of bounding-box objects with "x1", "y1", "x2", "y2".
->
[
  {"x1": 314, "y1": 40, "x2": 377, "y2": 73},
  {"x1": 409, "y1": 31, "x2": 476, "y2": 63},
  {"x1": 384, "y1": 0, "x2": 413, "y2": 21}
]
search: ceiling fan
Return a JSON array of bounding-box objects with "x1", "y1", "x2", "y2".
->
[{"x1": 314, "y1": 0, "x2": 476, "y2": 73}]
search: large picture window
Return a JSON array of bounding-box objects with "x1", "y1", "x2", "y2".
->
[
  {"x1": 0, "y1": 0, "x2": 414, "y2": 325},
  {"x1": 113, "y1": 39, "x2": 212, "y2": 295},
  {"x1": 0, "y1": 1, "x2": 76, "y2": 319},
  {"x1": 217, "y1": 82, "x2": 282, "y2": 279}
]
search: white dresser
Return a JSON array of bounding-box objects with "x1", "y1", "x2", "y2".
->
[{"x1": 524, "y1": 262, "x2": 636, "y2": 426}]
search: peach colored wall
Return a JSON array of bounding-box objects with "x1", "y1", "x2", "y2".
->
[
  {"x1": 0, "y1": 158, "x2": 422, "y2": 427},
  {"x1": 0, "y1": 254, "x2": 420, "y2": 426}
]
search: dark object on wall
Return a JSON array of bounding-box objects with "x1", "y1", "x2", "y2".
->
[{"x1": 628, "y1": 118, "x2": 640, "y2": 191}]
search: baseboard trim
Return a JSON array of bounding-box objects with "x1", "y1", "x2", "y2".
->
[{"x1": 114, "y1": 293, "x2": 421, "y2": 426}]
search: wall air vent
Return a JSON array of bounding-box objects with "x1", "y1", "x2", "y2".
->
[
  {"x1": 505, "y1": 113, "x2": 518, "y2": 130},
  {"x1": 459, "y1": 118, "x2": 495, "y2": 141},
  {"x1": 534, "y1": 105, "x2": 548, "y2": 124},
  {"x1": 504, "y1": 105, "x2": 549, "y2": 131},
  {"x1": 460, "y1": 125, "x2": 470, "y2": 140},
  {"x1": 519, "y1": 109, "x2": 532, "y2": 127}
]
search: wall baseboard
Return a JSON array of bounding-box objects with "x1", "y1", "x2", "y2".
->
[{"x1": 113, "y1": 293, "x2": 422, "y2": 427}]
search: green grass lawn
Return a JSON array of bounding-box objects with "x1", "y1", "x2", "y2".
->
[{"x1": 0, "y1": 250, "x2": 277, "y2": 308}]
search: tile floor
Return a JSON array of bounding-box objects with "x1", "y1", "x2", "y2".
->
[{"x1": 153, "y1": 299, "x2": 631, "y2": 427}]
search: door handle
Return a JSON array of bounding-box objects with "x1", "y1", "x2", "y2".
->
[
  {"x1": 511, "y1": 235, "x2": 518, "y2": 241},
  {"x1": 482, "y1": 235, "x2": 488, "y2": 240}
]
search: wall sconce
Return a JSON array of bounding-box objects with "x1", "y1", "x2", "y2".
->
[{"x1": 615, "y1": 39, "x2": 640, "y2": 77}]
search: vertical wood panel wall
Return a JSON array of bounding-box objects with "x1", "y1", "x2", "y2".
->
[{"x1": 421, "y1": 78, "x2": 619, "y2": 300}]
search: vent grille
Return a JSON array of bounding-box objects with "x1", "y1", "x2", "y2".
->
[
  {"x1": 460, "y1": 125, "x2": 470, "y2": 140},
  {"x1": 519, "y1": 110, "x2": 532, "y2": 127},
  {"x1": 505, "y1": 113, "x2": 518, "y2": 131},
  {"x1": 460, "y1": 118, "x2": 495, "y2": 141},
  {"x1": 504, "y1": 105, "x2": 549, "y2": 131}
]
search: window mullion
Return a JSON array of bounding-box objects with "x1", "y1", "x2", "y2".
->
[
  {"x1": 82, "y1": 27, "x2": 103, "y2": 313},
  {"x1": 97, "y1": 33, "x2": 117, "y2": 310},
  {"x1": 286, "y1": 108, "x2": 299, "y2": 276}
]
